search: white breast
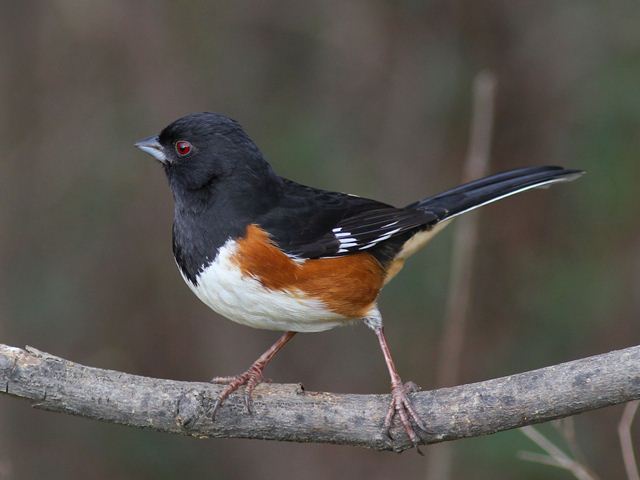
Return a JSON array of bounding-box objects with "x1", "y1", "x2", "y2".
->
[{"x1": 179, "y1": 240, "x2": 350, "y2": 332}]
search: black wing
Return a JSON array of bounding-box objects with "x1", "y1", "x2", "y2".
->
[
  {"x1": 258, "y1": 166, "x2": 582, "y2": 262},
  {"x1": 329, "y1": 207, "x2": 438, "y2": 253},
  {"x1": 257, "y1": 179, "x2": 439, "y2": 260}
]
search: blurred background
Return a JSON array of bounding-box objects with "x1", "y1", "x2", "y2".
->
[{"x1": 1, "y1": 1, "x2": 638, "y2": 479}]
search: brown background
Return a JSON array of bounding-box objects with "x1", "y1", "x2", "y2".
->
[{"x1": 1, "y1": 1, "x2": 639, "y2": 479}]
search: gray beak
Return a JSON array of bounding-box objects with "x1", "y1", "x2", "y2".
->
[{"x1": 135, "y1": 135, "x2": 167, "y2": 163}]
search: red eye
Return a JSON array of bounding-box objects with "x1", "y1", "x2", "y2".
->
[{"x1": 175, "y1": 140, "x2": 192, "y2": 156}]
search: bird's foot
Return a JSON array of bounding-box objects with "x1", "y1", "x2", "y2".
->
[
  {"x1": 210, "y1": 363, "x2": 265, "y2": 418},
  {"x1": 383, "y1": 380, "x2": 427, "y2": 451}
]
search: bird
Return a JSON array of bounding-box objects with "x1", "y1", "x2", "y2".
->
[{"x1": 135, "y1": 112, "x2": 583, "y2": 447}]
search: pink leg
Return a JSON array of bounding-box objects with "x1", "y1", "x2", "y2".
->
[
  {"x1": 211, "y1": 331, "x2": 296, "y2": 418},
  {"x1": 374, "y1": 326, "x2": 427, "y2": 446}
]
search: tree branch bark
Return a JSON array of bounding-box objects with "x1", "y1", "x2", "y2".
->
[{"x1": 1, "y1": 343, "x2": 639, "y2": 452}]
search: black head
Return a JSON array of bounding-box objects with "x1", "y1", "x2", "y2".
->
[{"x1": 135, "y1": 112, "x2": 274, "y2": 192}]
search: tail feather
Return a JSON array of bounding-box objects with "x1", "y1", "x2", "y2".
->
[{"x1": 408, "y1": 166, "x2": 584, "y2": 221}]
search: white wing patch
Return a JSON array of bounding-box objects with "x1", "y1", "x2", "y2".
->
[
  {"x1": 358, "y1": 227, "x2": 402, "y2": 250},
  {"x1": 333, "y1": 227, "x2": 359, "y2": 253},
  {"x1": 330, "y1": 213, "x2": 429, "y2": 254}
]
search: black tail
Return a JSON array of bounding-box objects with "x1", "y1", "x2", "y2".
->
[{"x1": 407, "y1": 166, "x2": 584, "y2": 220}]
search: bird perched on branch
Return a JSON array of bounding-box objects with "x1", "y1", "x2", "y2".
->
[{"x1": 135, "y1": 112, "x2": 583, "y2": 447}]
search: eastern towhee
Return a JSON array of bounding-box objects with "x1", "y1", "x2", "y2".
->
[{"x1": 135, "y1": 112, "x2": 583, "y2": 447}]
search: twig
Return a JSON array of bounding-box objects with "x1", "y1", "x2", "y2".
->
[
  {"x1": 436, "y1": 70, "x2": 497, "y2": 389},
  {"x1": 553, "y1": 418, "x2": 590, "y2": 468},
  {"x1": 518, "y1": 451, "x2": 577, "y2": 469},
  {"x1": 1, "y1": 343, "x2": 640, "y2": 452},
  {"x1": 519, "y1": 425, "x2": 599, "y2": 480},
  {"x1": 426, "y1": 70, "x2": 496, "y2": 479},
  {"x1": 619, "y1": 400, "x2": 640, "y2": 480},
  {"x1": 0, "y1": 457, "x2": 11, "y2": 480}
]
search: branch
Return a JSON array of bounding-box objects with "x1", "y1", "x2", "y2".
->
[{"x1": 1, "y1": 343, "x2": 639, "y2": 452}]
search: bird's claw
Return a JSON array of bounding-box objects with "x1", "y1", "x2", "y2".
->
[
  {"x1": 210, "y1": 365, "x2": 264, "y2": 418},
  {"x1": 383, "y1": 381, "x2": 427, "y2": 451}
]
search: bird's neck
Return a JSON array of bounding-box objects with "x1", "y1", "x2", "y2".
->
[{"x1": 171, "y1": 168, "x2": 283, "y2": 284}]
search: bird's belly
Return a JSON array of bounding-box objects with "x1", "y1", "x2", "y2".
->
[{"x1": 180, "y1": 244, "x2": 351, "y2": 333}]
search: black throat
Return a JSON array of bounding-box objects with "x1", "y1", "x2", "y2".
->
[{"x1": 169, "y1": 163, "x2": 283, "y2": 285}]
